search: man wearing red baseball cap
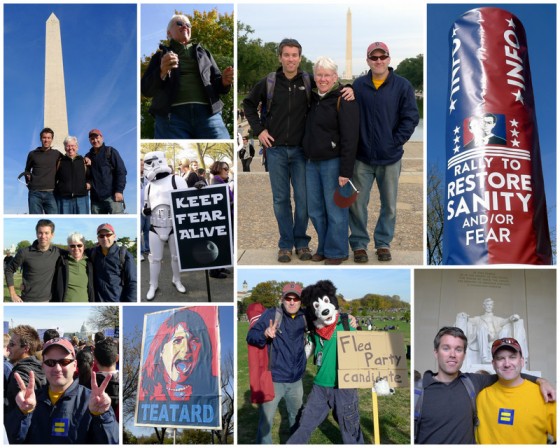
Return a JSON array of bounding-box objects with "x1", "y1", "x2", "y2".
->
[
  {"x1": 86, "y1": 223, "x2": 137, "y2": 302},
  {"x1": 85, "y1": 129, "x2": 127, "y2": 214},
  {"x1": 246, "y1": 281, "x2": 306, "y2": 443},
  {"x1": 349, "y1": 41, "x2": 419, "y2": 263},
  {"x1": 475, "y1": 337, "x2": 556, "y2": 444},
  {"x1": 5, "y1": 337, "x2": 118, "y2": 444}
]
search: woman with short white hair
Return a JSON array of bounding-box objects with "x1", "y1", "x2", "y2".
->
[
  {"x1": 302, "y1": 56, "x2": 360, "y2": 265},
  {"x1": 53, "y1": 232, "x2": 94, "y2": 302}
]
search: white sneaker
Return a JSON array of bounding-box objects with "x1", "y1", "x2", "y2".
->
[
  {"x1": 146, "y1": 286, "x2": 157, "y2": 301},
  {"x1": 140, "y1": 254, "x2": 145, "y2": 261},
  {"x1": 172, "y1": 280, "x2": 186, "y2": 294}
]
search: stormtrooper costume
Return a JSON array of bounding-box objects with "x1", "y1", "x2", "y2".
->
[{"x1": 143, "y1": 151, "x2": 188, "y2": 300}]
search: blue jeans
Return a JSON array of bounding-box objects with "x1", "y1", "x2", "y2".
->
[
  {"x1": 287, "y1": 385, "x2": 363, "y2": 444},
  {"x1": 266, "y1": 146, "x2": 310, "y2": 251},
  {"x1": 349, "y1": 159, "x2": 401, "y2": 250},
  {"x1": 141, "y1": 214, "x2": 151, "y2": 253},
  {"x1": 91, "y1": 197, "x2": 125, "y2": 214},
  {"x1": 306, "y1": 158, "x2": 350, "y2": 259},
  {"x1": 154, "y1": 104, "x2": 230, "y2": 139},
  {"x1": 257, "y1": 380, "x2": 303, "y2": 444},
  {"x1": 28, "y1": 190, "x2": 57, "y2": 214},
  {"x1": 57, "y1": 195, "x2": 90, "y2": 214}
]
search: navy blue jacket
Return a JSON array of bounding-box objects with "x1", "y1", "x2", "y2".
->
[
  {"x1": 141, "y1": 42, "x2": 231, "y2": 117},
  {"x1": 6, "y1": 380, "x2": 118, "y2": 444},
  {"x1": 88, "y1": 244, "x2": 137, "y2": 302},
  {"x1": 84, "y1": 144, "x2": 127, "y2": 201},
  {"x1": 353, "y1": 68, "x2": 419, "y2": 166},
  {"x1": 246, "y1": 306, "x2": 307, "y2": 383}
]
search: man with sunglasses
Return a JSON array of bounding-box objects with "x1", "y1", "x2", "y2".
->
[
  {"x1": 475, "y1": 338, "x2": 556, "y2": 444},
  {"x1": 141, "y1": 14, "x2": 233, "y2": 139},
  {"x1": 6, "y1": 337, "x2": 118, "y2": 444},
  {"x1": 4, "y1": 326, "x2": 46, "y2": 419},
  {"x1": 415, "y1": 327, "x2": 555, "y2": 444},
  {"x1": 5, "y1": 219, "x2": 66, "y2": 302},
  {"x1": 349, "y1": 42, "x2": 419, "y2": 263},
  {"x1": 88, "y1": 223, "x2": 137, "y2": 302},
  {"x1": 246, "y1": 282, "x2": 307, "y2": 443}
]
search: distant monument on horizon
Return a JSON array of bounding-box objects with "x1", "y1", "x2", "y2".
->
[
  {"x1": 344, "y1": 8, "x2": 352, "y2": 80},
  {"x1": 44, "y1": 13, "x2": 68, "y2": 153}
]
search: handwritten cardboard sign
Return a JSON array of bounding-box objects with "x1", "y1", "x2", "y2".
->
[{"x1": 337, "y1": 331, "x2": 409, "y2": 388}]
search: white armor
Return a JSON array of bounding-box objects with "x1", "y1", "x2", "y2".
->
[{"x1": 143, "y1": 151, "x2": 188, "y2": 300}]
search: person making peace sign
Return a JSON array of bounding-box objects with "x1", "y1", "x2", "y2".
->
[{"x1": 6, "y1": 337, "x2": 119, "y2": 444}]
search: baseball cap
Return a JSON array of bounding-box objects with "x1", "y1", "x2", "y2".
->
[
  {"x1": 491, "y1": 338, "x2": 522, "y2": 357},
  {"x1": 43, "y1": 337, "x2": 76, "y2": 358},
  {"x1": 89, "y1": 129, "x2": 103, "y2": 138},
  {"x1": 282, "y1": 282, "x2": 302, "y2": 299},
  {"x1": 97, "y1": 223, "x2": 115, "y2": 235},
  {"x1": 367, "y1": 42, "x2": 390, "y2": 56}
]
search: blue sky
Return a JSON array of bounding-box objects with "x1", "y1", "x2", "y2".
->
[
  {"x1": 122, "y1": 305, "x2": 234, "y2": 436},
  {"x1": 4, "y1": 4, "x2": 138, "y2": 214},
  {"x1": 427, "y1": 4, "x2": 556, "y2": 236},
  {"x1": 141, "y1": 4, "x2": 234, "y2": 59},
  {"x1": 237, "y1": 268, "x2": 411, "y2": 302},
  {"x1": 4, "y1": 304, "x2": 117, "y2": 335},
  {"x1": 238, "y1": 3, "x2": 424, "y2": 77},
  {"x1": 4, "y1": 217, "x2": 137, "y2": 251}
]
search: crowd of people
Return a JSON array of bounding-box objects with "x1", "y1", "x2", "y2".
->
[
  {"x1": 22, "y1": 128, "x2": 128, "y2": 215},
  {"x1": 4, "y1": 326, "x2": 119, "y2": 444},
  {"x1": 243, "y1": 38, "x2": 419, "y2": 264},
  {"x1": 4, "y1": 219, "x2": 137, "y2": 302}
]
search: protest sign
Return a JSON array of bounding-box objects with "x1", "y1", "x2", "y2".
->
[
  {"x1": 337, "y1": 331, "x2": 408, "y2": 388},
  {"x1": 171, "y1": 184, "x2": 233, "y2": 271},
  {"x1": 135, "y1": 306, "x2": 221, "y2": 429}
]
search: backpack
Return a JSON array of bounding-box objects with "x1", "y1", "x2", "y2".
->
[
  {"x1": 89, "y1": 245, "x2": 128, "y2": 287},
  {"x1": 247, "y1": 303, "x2": 275, "y2": 404},
  {"x1": 260, "y1": 71, "x2": 312, "y2": 124},
  {"x1": 414, "y1": 374, "x2": 479, "y2": 442}
]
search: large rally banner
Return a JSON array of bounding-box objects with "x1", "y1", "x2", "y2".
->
[
  {"x1": 170, "y1": 184, "x2": 233, "y2": 271},
  {"x1": 135, "y1": 307, "x2": 221, "y2": 429},
  {"x1": 443, "y1": 7, "x2": 552, "y2": 265}
]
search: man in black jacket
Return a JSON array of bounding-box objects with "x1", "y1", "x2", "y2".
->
[{"x1": 141, "y1": 14, "x2": 233, "y2": 139}]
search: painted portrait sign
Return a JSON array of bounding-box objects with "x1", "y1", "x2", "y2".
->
[
  {"x1": 170, "y1": 184, "x2": 233, "y2": 271},
  {"x1": 135, "y1": 306, "x2": 221, "y2": 429}
]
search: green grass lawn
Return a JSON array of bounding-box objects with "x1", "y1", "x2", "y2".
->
[
  {"x1": 4, "y1": 272, "x2": 22, "y2": 302},
  {"x1": 237, "y1": 321, "x2": 411, "y2": 444}
]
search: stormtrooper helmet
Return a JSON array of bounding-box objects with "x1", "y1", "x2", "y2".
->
[{"x1": 143, "y1": 151, "x2": 171, "y2": 181}]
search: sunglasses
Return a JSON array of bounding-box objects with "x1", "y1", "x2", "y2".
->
[
  {"x1": 176, "y1": 20, "x2": 192, "y2": 29},
  {"x1": 492, "y1": 338, "x2": 518, "y2": 349},
  {"x1": 284, "y1": 296, "x2": 301, "y2": 303},
  {"x1": 69, "y1": 244, "x2": 83, "y2": 248},
  {"x1": 368, "y1": 55, "x2": 389, "y2": 61},
  {"x1": 223, "y1": 167, "x2": 230, "y2": 171},
  {"x1": 43, "y1": 358, "x2": 75, "y2": 368},
  {"x1": 8, "y1": 341, "x2": 25, "y2": 348},
  {"x1": 98, "y1": 233, "x2": 113, "y2": 239}
]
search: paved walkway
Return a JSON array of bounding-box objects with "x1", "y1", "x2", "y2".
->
[
  {"x1": 236, "y1": 136, "x2": 424, "y2": 266},
  {"x1": 140, "y1": 244, "x2": 233, "y2": 302}
]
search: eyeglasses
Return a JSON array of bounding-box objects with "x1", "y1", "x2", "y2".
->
[
  {"x1": 368, "y1": 55, "x2": 389, "y2": 61},
  {"x1": 223, "y1": 167, "x2": 230, "y2": 171},
  {"x1": 176, "y1": 20, "x2": 192, "y2": 29},
  {"x1": 98, "y1": 233, "x2": 113, "y2": 239},
  {"x1": 69, "y1": 244, "x2": 83, "y2": 248},
  {"x1": 43, "y1": 358, "x2": 75, "y2": 368},
  {"x1": 284, "y1": 296, "x2": 301, "y2": 303},
  {"x1": 492, "y1": 338, "x2": 518, "y2": 349},
  {"x1": 8, "y1": 341, "x2": 25, "y2": 348}
]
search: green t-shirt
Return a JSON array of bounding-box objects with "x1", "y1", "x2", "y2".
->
[
  {"x1": 310, "y1": 315, "x2": 356, "y2": 387},
  {"x1": 169, "y1": 40, "x2": 208, "y2": 106},
  {"x1": 65, "y1": 257, "x2": 89, "y2": 302}
]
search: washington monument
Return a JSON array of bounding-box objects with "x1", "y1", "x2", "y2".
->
[
  {"x1": 344, "y1": 8, "x2": 352, "y2": 80},
  {"x1": 44, "y1": 13, "x2": 68, "y2": 152}
]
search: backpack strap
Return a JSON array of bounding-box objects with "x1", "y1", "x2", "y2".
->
[
  {"x1": 118, "y1": 246, "x2": 127, "y2": 286},
  {"x1": 413, "y1": 378, "x2": 424, "y2": 442},
  {"x1": 460, "y1": 375, "x2": 479, "y2": 427},
  {"x1": 301, "y1": 71, "x2": 312, "y2": 105},
  {"x1": 265, "y1": 72, "x2": 277, "y2": 119},
  {"x1": 340, "y1": 312, "x2": 350, "y2": 331},
  {"x1": 105, "y1": 146, "x2": 115, "y2": 172},
  {"x1": 172, "y1": 175, "x2": 177, "y2": 190}
]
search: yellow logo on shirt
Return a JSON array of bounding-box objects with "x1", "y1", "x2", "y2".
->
[
  {"x1": 497, "y1": 408, "x2": 514, "y2": 425},
  {"x1": 51, "y1": 418, "x2": 69, "y2": 436}
]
